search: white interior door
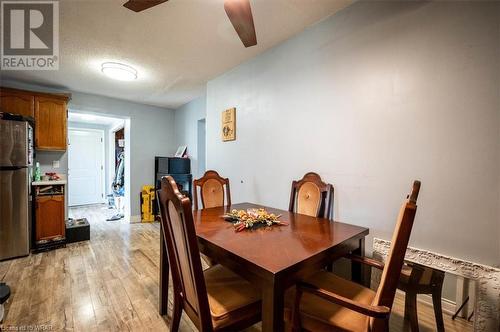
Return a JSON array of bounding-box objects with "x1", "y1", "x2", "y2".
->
[{"x1": 68, "y1": 129, "x2": 104, "y2": 206}]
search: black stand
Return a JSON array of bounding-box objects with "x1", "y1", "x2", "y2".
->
[{"x1": 154, "y1": 157, "x2": 192, "y2": 217}]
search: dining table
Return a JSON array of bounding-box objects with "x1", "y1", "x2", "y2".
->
[{"x1": 159, "y1": 202, "x2": 370, "y2": 332}]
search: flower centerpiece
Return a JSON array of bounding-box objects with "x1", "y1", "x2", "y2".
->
[{"x1": 222, "y1": 208, "x2": 288, "y2": 232}]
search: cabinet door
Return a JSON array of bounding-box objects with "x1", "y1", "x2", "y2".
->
[
  {"x1": 35, "y1": 195, "x2": 65, "y2": 242},
  {"x1": 0, "y1": 89, "x2": 34, "y2": 117},
  {"x1": 35, "y1": 96, "x2": 67, "y2": 150}
]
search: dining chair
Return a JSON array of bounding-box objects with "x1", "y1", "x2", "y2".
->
[
  {"x1": 398, "y1": 263, "x2": 445, "y2": 332},
  {"x1": 193, "y1": 170, "x2": 231, "y2": 267},
  {"x1": 289, "y1": 172, "x2": 334, "y2": 219},
  {"x1": 286, "y1": 180, "x2": 421, "y2": 332},
  {"x1": 193, "y1": 170, "x2": 231, "y2": 211},
  {"x1": 157, "y1": 176, "x2": 261, "y2": 332}
]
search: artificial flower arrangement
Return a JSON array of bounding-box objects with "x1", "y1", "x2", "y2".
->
[{"x1": 222, "y1": 208, "x2": 288, "y2": 232}]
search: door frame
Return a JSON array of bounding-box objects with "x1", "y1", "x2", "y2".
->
[
  {"x1": 68, "y1": 127, "x2": 106, "y2": 206},
  {"x1": 109, "y1": 123, "x2": 124, "y2": 196},
  {"x1": 197, "y1": 118, "x2": 206, "y2": 178}
]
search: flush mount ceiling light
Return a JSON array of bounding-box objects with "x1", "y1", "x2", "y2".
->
[{"x1": 101, "y1": 62, "x2": 137, "y2": 81}]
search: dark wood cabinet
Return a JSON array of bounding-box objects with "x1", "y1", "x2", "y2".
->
[
  {"x1": 0, "y1": 87, "x2": 69, "y2": 151},
  {"x1": 35, "y1": 195, "x2": 65, "y2": 243},
  {"x1": 34, "y1": 96, "x2": 67, "y2": 150},
  {"x1": 0, "y1": 89, "x2": 34, "y2": 118}
]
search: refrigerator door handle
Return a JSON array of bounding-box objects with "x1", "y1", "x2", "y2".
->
[{"x1": 0, "y1": 166, "x2": 27, "y2": 171}]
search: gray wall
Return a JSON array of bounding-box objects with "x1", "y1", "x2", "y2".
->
[
  {"x1": 174, "y1": 95, "x2": 207, "y2": 179},
  {"x1": 35, "y1": 151, "x2": 67, "y2": 176},
  {"x1": 204, "y1": 1, "x2": 500, "y2": 267},
  {"x1": 1, "y1": 80, "x2": 176, "y2": 218}
]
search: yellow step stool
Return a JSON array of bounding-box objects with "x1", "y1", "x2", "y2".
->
[{"x1": 141, "y1": 185, "x2": 156, "y2": 223}]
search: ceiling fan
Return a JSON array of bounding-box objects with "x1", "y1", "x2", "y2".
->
[{"x1": 122, "y1": 0, "x2": 257, "y2": 48}]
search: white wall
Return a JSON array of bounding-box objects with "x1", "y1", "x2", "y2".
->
[
  {"x1": 174, "y1": 95, "x2": 207, "y2": 179},
  {"x1": 204, "y1": 1, "x2": 500, "y2": 267}
]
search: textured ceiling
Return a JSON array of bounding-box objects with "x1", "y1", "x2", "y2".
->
[{"x1": 0, "y1": 0, "x2": 352, "y2": 109}]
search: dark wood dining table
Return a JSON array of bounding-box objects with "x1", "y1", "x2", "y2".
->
[{"x1": 159, "y1": 202, "x2": 369, "y2": 332}]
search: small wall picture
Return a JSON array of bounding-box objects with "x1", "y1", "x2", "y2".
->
[
  {"x1": 174, "y1": 145, "x2": 187, "y2": 157},
  {"x1": 222, "y1": 107, "x2": 236, "y2": 141}
]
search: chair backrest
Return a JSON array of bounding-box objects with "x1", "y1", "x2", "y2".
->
[
  {"x1": 157, "y1": 176, "x2": 213, "y2": 330},
  {"x1": 193, "y1": 170, "x2": 231, "y2": 210},
  {"x1": 370, "y1": 180, "x2": 421, "y2": 328},
  {"x1": 288, "y1": 172, "x2": 334, "y2": 219}
]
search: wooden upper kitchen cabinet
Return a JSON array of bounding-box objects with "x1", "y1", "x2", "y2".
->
[
  {"x1": 0, "y1": 88, "x2": 35, "y2": 117},
  {"x1": 35, "y1": 195, "x2": 65, "y2": 243},
  {"x1": 0, "y1": 87, "x2": 70, "y2": 151},
  {"x1": 35, "y1": 95, "x2": 68, "y2": 150}
]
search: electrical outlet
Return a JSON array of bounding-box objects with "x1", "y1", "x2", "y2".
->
[{"x1": 52, "y1": 160, "x2": 60, "y2": 168}]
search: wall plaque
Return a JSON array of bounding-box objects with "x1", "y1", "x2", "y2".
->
[{"x1": 222, "y1": 107, "x2": 236, "y2": 142}]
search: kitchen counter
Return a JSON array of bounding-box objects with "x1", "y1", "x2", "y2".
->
[{"x1": 32, "y1": 180, "x2": 67, "y2": 186}]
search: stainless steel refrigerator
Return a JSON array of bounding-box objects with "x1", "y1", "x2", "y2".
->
[{"x1": 0, "y1": 115, "x2": 33, "y2": 260}]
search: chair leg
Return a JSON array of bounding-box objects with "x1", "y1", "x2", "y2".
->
[
  {"x1": 159, "y1": 238, "x2": 169, "y2": 315},
  {"x1": 371, "y1": 317, "x2": 390, "y2": 332},
  {"x1": 404, "y1": 292, "x2": 410, "y2": 319},
  {"x1": 432, "y1": 288, "x2": 445, "y2": 332},
  {"x1": 405, "y1": 292, "x2": 419, "y2": 332},
  {"x1": 170, "y1": 292, "x2": 182, "y2": 332}
]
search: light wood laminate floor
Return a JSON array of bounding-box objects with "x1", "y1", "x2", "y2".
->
[{"x1": 0, "y1": 205, "x2": 472, "y2": 331}]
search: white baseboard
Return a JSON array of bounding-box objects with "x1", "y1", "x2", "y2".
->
[
  {"x1": 396, "y1": 289, "x2": 456, "y2": 316},
  {"x1": 130, "y1": 214, "x2": 141, "y2": 223}
]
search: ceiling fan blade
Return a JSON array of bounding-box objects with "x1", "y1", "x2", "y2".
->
[
  {"x1": 224, "y1": 0, "x2": 257, "y2": 48},
  {"x1": 123, "y1": 0, "x2": 168, "y2": 12}
]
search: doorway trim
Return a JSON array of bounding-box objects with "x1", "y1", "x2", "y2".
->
[
  {"x1": 67, "y1": 109, "x2": 131, "y2": 222},
  {"x1": 197, "y1": 118, "x2": 206, "y2": 178},
  {"x1": 68, "y1": 127, "x2": 106, "y2": 206}
]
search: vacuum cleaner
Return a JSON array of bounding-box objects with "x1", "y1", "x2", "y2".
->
[{"x1": 107, "y1": 151, "x2": 125, "y2": 221}]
